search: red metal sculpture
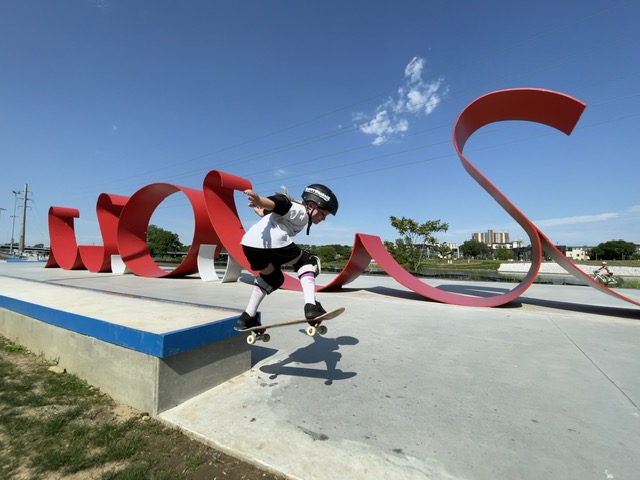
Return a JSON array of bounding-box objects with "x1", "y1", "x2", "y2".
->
[
  {"x1": 116, "y1": 182, "x2": 220, "y2": 278},
  {"x1": 202, "y1": 169, "x2": 307, "y2": 291},
  {"x1": 45, "y1": 88, "x2": 640, "y2": 309},
  {"x1": 46, "y1": 206, "x2": 84, "y2": 270},
  {"x1": 451, "y1": 88, "x2": 640, "y2": 307},
  {"x1": 78, "y1": 193, "x2": 129, "y2": 272}
]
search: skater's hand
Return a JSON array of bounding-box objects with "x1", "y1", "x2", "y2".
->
[
  {"x1": 244, "y1": 190, "x2": 274, "y2": 216},
  {"x1": 244, "y1": 189, "x2": 262, "y2": 208}
]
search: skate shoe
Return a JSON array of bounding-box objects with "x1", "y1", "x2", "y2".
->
[
  {"x1": 304, "y1": 301, "x2": 327, "y2": 325},
  {"x1": 235, "y1": 311, "x2": 261, "y2": 330}
]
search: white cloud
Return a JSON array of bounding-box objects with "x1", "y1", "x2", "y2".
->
[
  {"x1": 534, "y1": 212, "x2": 619, "y2": 228},
  {"x1": 358, "y1": 110, "x2": 409, "y2": 145},
  {"x1": 494, "y1": 206, "x2": 640, "y2": 245},
  {"x1": 444, "y1": 206, "x2": 640, "y2": 246},
  {"x1": 405, "y1": 77, "x2": 444, "y2": 115},
  {"x1": 404, "y1": 56, "x2": 425, "y2": 84},
  {"x1": 627, "y1": 204, "x2": 640, "y2": 213},
  {"x1": 354, "y1": 56, "x2": 447, "y2": 145}
]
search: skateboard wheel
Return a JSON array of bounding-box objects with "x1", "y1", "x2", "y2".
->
[
  {"x1": 247, "y1": 334, "x2": 257, "y2": 345},
  {"x1": 306, "y1": 326, "x2": 317, "y2": 336},
  {"x1": 318, "y1": 325, "x2": 328, "y2": 335},
  {"x1": 262, "y1": 333, "x2": 271, "y2": 343}
]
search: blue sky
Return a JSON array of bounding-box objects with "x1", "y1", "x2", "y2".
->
[{"x1": 1, "y1": 0, "x2": 639, "y2": 250}]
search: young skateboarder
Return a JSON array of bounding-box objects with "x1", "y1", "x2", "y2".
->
[{"x1": 236, "y1": 184, "x2": 339, "y2": 330}]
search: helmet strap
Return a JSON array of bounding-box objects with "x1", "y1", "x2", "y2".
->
[{"x1": 306, "y1": 204, "x2": 316, "y2": 235}]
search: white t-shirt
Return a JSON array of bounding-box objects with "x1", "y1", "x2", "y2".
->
[{"x1": 241, "y1": 202, "x2": 308, "y2": 249}]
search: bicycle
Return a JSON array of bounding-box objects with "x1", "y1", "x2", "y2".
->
[{"x1": 593, "y1": 272, "x2": 617, "y2": 286}]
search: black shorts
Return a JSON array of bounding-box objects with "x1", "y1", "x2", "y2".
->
[{"x1": 242, "y1": 243, "x2": 302, "y2": 271}]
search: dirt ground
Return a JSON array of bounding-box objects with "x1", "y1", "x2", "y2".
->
[{"x1": 0, "y1": 336, "x2": 287, "y2": 480}]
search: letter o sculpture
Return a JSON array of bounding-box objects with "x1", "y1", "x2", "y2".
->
[{"x1": 116, "y1": 182, "x2": 221, "y2": 277}]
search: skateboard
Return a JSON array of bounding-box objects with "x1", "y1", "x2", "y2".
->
[{"x1": 236, "y1": 307, "x2": 345, "y2": 345}]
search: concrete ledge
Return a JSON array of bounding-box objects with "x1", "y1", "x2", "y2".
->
[
  {"x1": 0, "y1": 281, "x2": 251, "y2": 416},
  {"x1": 0, "y1": 295, "x2": 239, "y2": 357}
]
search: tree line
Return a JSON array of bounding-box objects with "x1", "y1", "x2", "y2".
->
[{"x1": 145, "y1": 221, "x2": 639, "y2": 270}]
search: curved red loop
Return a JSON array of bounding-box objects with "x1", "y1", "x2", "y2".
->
[
  {"x1": 117, "y1": 183, "x2": 220, "y2": 278},
  {"x1": 320, "y1": 233, "x2": 532, "y2": 306},
  {"x1": 78, "y1": 193, "x2": 129, "y2": 272},
  {"x1": 320, "y1": 88, "x2": 640, "y2": 308},
  {"x1": 318, "y1": 89, "x2": 584, "y2": 302},
  {"x1": 202, "y1": 170, "x2": 301, "y2": 290},
  {"x1": 45, "y1": 88, "x2": 640, "y2": 310},
  {"x1": 451, "y1": 88, "x2": 640, "y2": 307},
  {"x1": 46, "y1": 206, "x2": 84, "y2": 270},
  {"x1": 201, "y1": 170, "x2": 252, "y2": 272}
]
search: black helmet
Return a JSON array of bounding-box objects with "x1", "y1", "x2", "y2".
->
[{"x1": 301, "y1": 184, "x2": 339, "y2": 215}]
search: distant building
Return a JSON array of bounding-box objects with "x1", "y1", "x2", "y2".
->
[
  {"x1": 565, "y1": 246, "x2": 590, "y2": 261},
  {"x1": 472, "y1": 230, "x2": 511, "y2": 245},
  {"x1": 445, "y1": 242, "x2": 459, "y2": 259}
]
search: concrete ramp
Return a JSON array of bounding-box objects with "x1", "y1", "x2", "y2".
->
[
  {"x1": 2, "y1": 261, "x2": 640, "y2": 479},
  {"x1": 0, "y1": 276, "x2": 249, "y2": 415}
]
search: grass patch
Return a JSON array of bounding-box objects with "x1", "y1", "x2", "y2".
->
[
  {"x1": 0, "y1": 336, "x2": 285, "y2": 480},
  {"x1": 424, "y1": 260, "x2": 503, "y2": 271}
]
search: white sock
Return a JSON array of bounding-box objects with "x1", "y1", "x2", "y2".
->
[
  {"x1": 245, "y1": 285, "x2": 267, "y2": 316},
  {"x1": 299, "y1": 273, "x2": 316, "y2": 304}
]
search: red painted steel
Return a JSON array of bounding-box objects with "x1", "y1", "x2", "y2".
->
[
  {"x1": 202, "y1": 170, "x2": 301, "y2": 290},
  {"x1": 319, "y1": 232, "x2": 528, "y2": 306},
  {"x1": 451, "y1": 88, "x2": 640, "y2": 307},
  {"x1": 318, "y1": 88, "x2": 584, "y2": 303},
  {"x1": 116, "y1": 183, "x2": 220, "y2": 278},
  {"x1": 321, "y1": 88, "x2": 640, "y2": 308},
  {"x1": 46, "y1": 206, "x2": 84, "y2": 270},
  {"x1": 77, "y1": 193, "x2": 129, "y2": 272},
  {"x1": 45, "y1": 87, "x2": 640, "y2": 310}
]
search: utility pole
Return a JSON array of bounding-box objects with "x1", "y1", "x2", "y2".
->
[
  {"x1": 10, "y1": 190, "x2": 20, "y2": 256},
  {"x1": 18, "y1": 184, "x2": 30, "y2": 254},
  {"x1": 0, "y1": 207, "x2": 5, "y2": 251}
]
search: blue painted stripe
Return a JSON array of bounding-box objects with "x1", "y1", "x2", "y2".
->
[{"x1": 0, "y1": 295, "x2": 241, "y2": 358}]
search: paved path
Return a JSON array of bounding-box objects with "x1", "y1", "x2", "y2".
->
[{"x1": 2, "y1": 262, "x2": 640, "y2": 479}]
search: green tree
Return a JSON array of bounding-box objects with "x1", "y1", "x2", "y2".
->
[
  {"x1": 435, "y1": 243, "x2": 452, "y2": 259},
  {"x1": 298, "y1": 244, "x2": 353, "y2": 266},
  {"x1": 459, "y1": 239, "x2": 491, "y2": 259},
  {"x1": 146, "y1": 224, "x2": 183, "y2": 258},
  {"x1": 493, "y1": 245, "x2": 514, "y2": 261},
  {"x1": 590, "y1": 239, "x2": 637, "y2": 260},
  {"x1": 386, "y1": 216, "x2": 449, "y2": 271}
]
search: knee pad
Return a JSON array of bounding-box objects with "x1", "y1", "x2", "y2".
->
[
  {"x1": 292, "y1": 250, "x2": 321, "y2": 278},
  {"x1": 255, "y1": 269, "x2": 285, "y2": 294}
]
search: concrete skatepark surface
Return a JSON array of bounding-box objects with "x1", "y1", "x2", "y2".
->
[{"x1": 1, "y1": 261, "x2": 639, "y2": 479}]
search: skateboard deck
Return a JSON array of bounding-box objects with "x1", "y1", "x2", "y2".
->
[{"x1": 237, "y1": 307, "x2": 345, "y2": 345}]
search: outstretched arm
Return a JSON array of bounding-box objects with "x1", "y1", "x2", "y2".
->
[{"x1": 244, "y1": 190, "x2": 276, "y2": 217}]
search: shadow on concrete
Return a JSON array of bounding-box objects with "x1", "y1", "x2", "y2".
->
[
  {"x1": 339, "y1": 284, "x2": 512, "y2": 302},
  {"x1": 251, "y1": 345, "x2": 279, "y2": 365},
  {"x1": 259, "y1": 333, "x2": 359, "y2": 385},
  {"x1": 436, "y1": 283, "x2": 511, "y2": 296},
  {"x1": 342, "y1": 283, "x2": 640, "y2": 319},
  {"x1": 336, "y1": 286, "x2": 435, "y2": 302},
  {"x1": 515, "y1": 297, "x2": 640, "y2": 320},
  {"x1": 441, "y1": 283, "x2": 640, "y2": 319}
]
